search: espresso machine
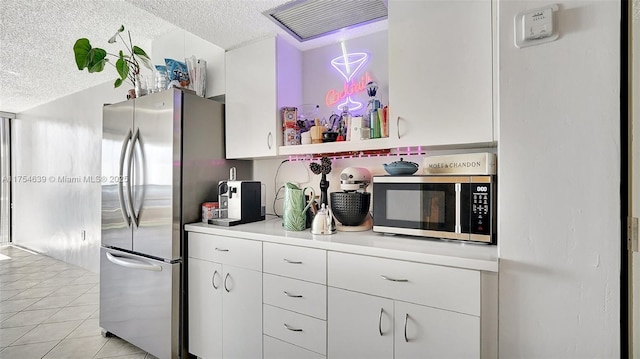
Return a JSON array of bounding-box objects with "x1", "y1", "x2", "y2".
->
[
  {"x1": 329, "y1": 167, "x2": 373, "y2": 231},
  {"x1": 210, "y1": 169, "x2": 265, "y2": 226}
]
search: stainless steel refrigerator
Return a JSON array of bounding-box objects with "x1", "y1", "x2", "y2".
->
[{"x1": 100, "y1": 89, "x2": 250, "y2": 359}]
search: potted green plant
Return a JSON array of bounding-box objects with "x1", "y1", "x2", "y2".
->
[{"x1": 73, "y1": 25, "x2": 152, "y2": 98}]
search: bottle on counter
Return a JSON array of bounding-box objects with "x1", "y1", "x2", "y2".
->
[
  {"x1": 340, "y1": 106, "x2": 351, "y2": 141},
  {"x1": 366, "y1": 81, "x2": 382, "y2": 139}
]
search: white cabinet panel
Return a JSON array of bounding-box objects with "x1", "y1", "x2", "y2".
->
[
  {"x1": 263, "y1": 243, "x2": 327, "y2": 284},
  {"x1": 225, "y1": 36, "x2": 301, "y2": 158},
  {"x1": 388, "y1": 0, "x2": 493, "y2": 148},
  {"x1": 264, "y1": 335, "x2": 325, "y2": 359},
  {"x1": 187, "y1": 232, "x2": 262, "y2": 359},
  {"x1": 328, "y1": 251, "x2": 481, "y2": 315},
  {"x1": 222, "y1": 265, "x2": 263, "y2": 359},
  {"x1": 327, "y1": 287, "x2": 394, "y2": 359},
  {"x1": 188, "y1": 258, "x2": 222, "y2": 359},
  {"x1": 263, "y1": 273, "x2": 327, "y2": 320},
  {"x1": 394, "y1": 300, "x2": 480, "y2": 359},
  {"x1": 188, "y1": 233, "x2": 262, "y2": 271},
  {"x1": 264, "y1": 304, "x2": 327, "y2": 355}
]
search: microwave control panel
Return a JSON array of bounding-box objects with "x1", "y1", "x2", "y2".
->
[{"x1": 470, "y1": 183, "x2": 492, "y2": 235}]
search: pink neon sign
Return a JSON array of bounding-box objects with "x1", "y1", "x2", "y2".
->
[
  {"x1": 325, "y1": 72, "x2": 372, "y2": 110},
  {"x1": 326, "y1": 52, "x2": 370, "y2": 112}
]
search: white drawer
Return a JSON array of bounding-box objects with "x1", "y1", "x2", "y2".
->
[
  {"x1": 263, "y1": 273, "x2": 327, "y2": 320},
  {"x1": 263, "y1": 243, "x2": 326, "y2": 284},
  {"x1": 263, "y1": 304, "x2": 326, "y2": 355},
  {"x1": 328, "y1": 252, "x2": 480, "y2": 316},
  {"x1": 188, "y1": 232, "x2": 262, "y2": 271},
  {"x1": 264, "y1": 335, "x2": 325, "y2": 359}
]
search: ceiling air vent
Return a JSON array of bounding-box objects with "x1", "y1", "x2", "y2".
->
[{"x1": 264, "y1": 0, "x2": 388, "y2": 42}]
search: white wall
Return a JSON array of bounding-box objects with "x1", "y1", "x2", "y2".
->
[
  {"x1": 498, "y1": 0, "x2": 620, "y2": 356},
  {"x1": 13, "y1": 82, "x2": 127, "y2": 272}
]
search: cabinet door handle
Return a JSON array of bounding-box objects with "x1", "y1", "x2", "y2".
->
[
  {"x1": 283, "y1": 258, "x2": 303, "y2": 264},
  {"x1": 267, "y1": 132, "x2": 273, "y2": 150},
  {"x1": 396, "y1": 116, "x2": 401, "y2": 139},
  {"x1": 404, "y1": 313, "x2": 409, "y2": 343},
  {"x1": 224, "y1": 272, "x2": 230, "y2": 292},
  {"x1": 378, "y1": 307, "x2": 384, "y2": 336},
  {"x1": 380, "y1": 275, "x2": 409, "y2": 282},
  {"x1": 215, "y1": 248, "x2": 229, "y2": 252},
  {"x1": 283, "y1": 291, "x2": 303, "y2": 298},
  {"x1": 283, "y1": 323, "x2": 303, "y2": 332},
  {"x1": 211, "y1": 270, "x2": 220, "y2": 290}
]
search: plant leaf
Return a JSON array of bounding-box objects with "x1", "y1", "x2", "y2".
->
[
  {"x1": 88, "y1": 58, "x2": 107, "y2": 73},
  {"x1": 114, "y1": 78, "x2": 123, "y2": 88},
  {"x1": 116, "y1": 58, "x2": 129, "y2": 80},
  {"x1": 86, "y1": 48, "x2": 107, "y2": 73},
  {"x1": 73, "y1": 38, "x2": 92, "y2": 70},
  {"x1": 109, "y1": 25, "x2": 125, "y2": 43},
  {"x1": 132, "y1": 46, "x2": 149, "y2": 58},
  {"x1": 133, "y1": 46, "x2": 153, "y2": 70}
]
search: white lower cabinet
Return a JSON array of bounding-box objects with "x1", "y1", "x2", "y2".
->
[
  {"x1": 327, "y1": 288, "x2": 393, "y2": 359},
  {"x1": 327, "y1": 287, "x2": 481, "y2": 359},
  {"x1": 188, "y1": 258, "x2": 222, "y2": 359},
  {"x1": 186, "y1": 231, "x2": 496, "y2": 359},
  {"x1": 262, "y1": 243, "x2": 327, "y2": 358},
  {"x1": 263, "y1": 304, "x2": 327, "y2": 355},
  {"x1": 394, "y1": 300, "x2": 480, "y2": 359},
  {"x1": 327, "y1": 252, "x2": 490, "y2": 359},
  {"x1": 222, "y1": 265, "x2": 263, "y2": 359},
  {"x1": 187, "y1": 235, "x2": 262, "y2": 359},
  {"x1": 264, "y1": 335, "x2": 325, "y2": 359}
]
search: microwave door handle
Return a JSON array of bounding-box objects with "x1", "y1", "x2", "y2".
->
[
  {"x1": 455, "y1": 183, "x2": 461, "y2": 233},
  {"x1": 118, "y1": 130, "x2": 133, "y2": 227}
]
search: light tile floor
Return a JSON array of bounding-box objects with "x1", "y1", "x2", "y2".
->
[{"x1": 0, "y1": 245, "x2": 158, "y2": 359}]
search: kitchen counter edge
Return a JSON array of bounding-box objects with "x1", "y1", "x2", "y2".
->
[{"x1": 184, "y1": 218, "x2": 498, "y2": 272}]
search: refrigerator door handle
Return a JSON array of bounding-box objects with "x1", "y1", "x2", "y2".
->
[
  {"x1": 127, "y1": 128, "x2": 141, "y2": 228},
  {"x1": 119, "y1": 130, "x2": 133, "y2": 227},
  {"x1": 106, "y1": 252, "x2": 162, "y2": 272}
]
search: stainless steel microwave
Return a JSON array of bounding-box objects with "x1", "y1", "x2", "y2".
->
[{"x1": 372, "y1": 175, "x2": 495, "y2": 244}]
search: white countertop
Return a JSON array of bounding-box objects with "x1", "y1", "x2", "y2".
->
[{"x1": 185, "y1": 216, "x2": 499, "y2": 272}]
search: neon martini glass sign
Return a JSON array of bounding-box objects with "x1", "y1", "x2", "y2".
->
[{"x1": 328, "y1": 51, "x2": 369, "y2": 112}]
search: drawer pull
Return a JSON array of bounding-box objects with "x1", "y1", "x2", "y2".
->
[
  {"x1": 378, "y1": 307, "x2": 384, "y2": 336},
  {"x1": 283, "y1": 258, "x2": 303, "y2": 264},
  {"x1": 404, "y1": 313, "x2": 409, "y2": 342},
  {"x1": 211, "y1": 270, "x2": 220, "y2": 290},
  {"x1": 215, "y1": 248, "x2": 229, "y2": 252},
  {"x1": 283, "y1": 291, "x2": 303, "y2": 298},
  {"x1": 380, "y1": 275, "x2": 409, "y2": 282},
  {"x1": 224, "y1": 273, "x2": 231, "y2": 292},
  {"x1": 283, "y1": 323, "x2": 303, "y2": 332}
]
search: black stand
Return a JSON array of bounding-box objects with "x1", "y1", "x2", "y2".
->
[{"x1": 320, "y1": 173, "x2": 329, "y2": 207}]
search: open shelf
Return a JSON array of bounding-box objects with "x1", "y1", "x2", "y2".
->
[{"x1": 277, "y1": 138, "x2": 391, "y2": 156}]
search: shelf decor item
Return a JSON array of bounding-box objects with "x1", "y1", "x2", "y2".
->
[
  {"x1": 309, "y1": 156, "x2": 332, "y2": 207},
  {"x1": 73, "y1": 25, "x2": 152, "y2": 97}
]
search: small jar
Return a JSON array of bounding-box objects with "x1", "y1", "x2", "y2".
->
[
  {"x1": 283, "y1": 122, "x2": 300, "y2": 146},
  {"x1": 202, "y1": 202, "x2": 219, "y2": 222}
]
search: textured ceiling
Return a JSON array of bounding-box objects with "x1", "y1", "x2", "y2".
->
[
  {"x1": 0, "y1": 0, "x2": 294, "y2": 113},
  {"x1": 0, "y1": 0, "x2": 387, "y2": 114}
]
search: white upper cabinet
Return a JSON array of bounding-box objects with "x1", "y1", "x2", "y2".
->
[
  {"x1": 388, "y1": 0, "x2": 494, "y2": 148},
  {"x1": 225, "y1": 36, "x2": 302, "y2": 159}
]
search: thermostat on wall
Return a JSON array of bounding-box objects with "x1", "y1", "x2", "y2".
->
[{"x1": 515, "y1": 4, "x2": 559, "y2": 48}]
